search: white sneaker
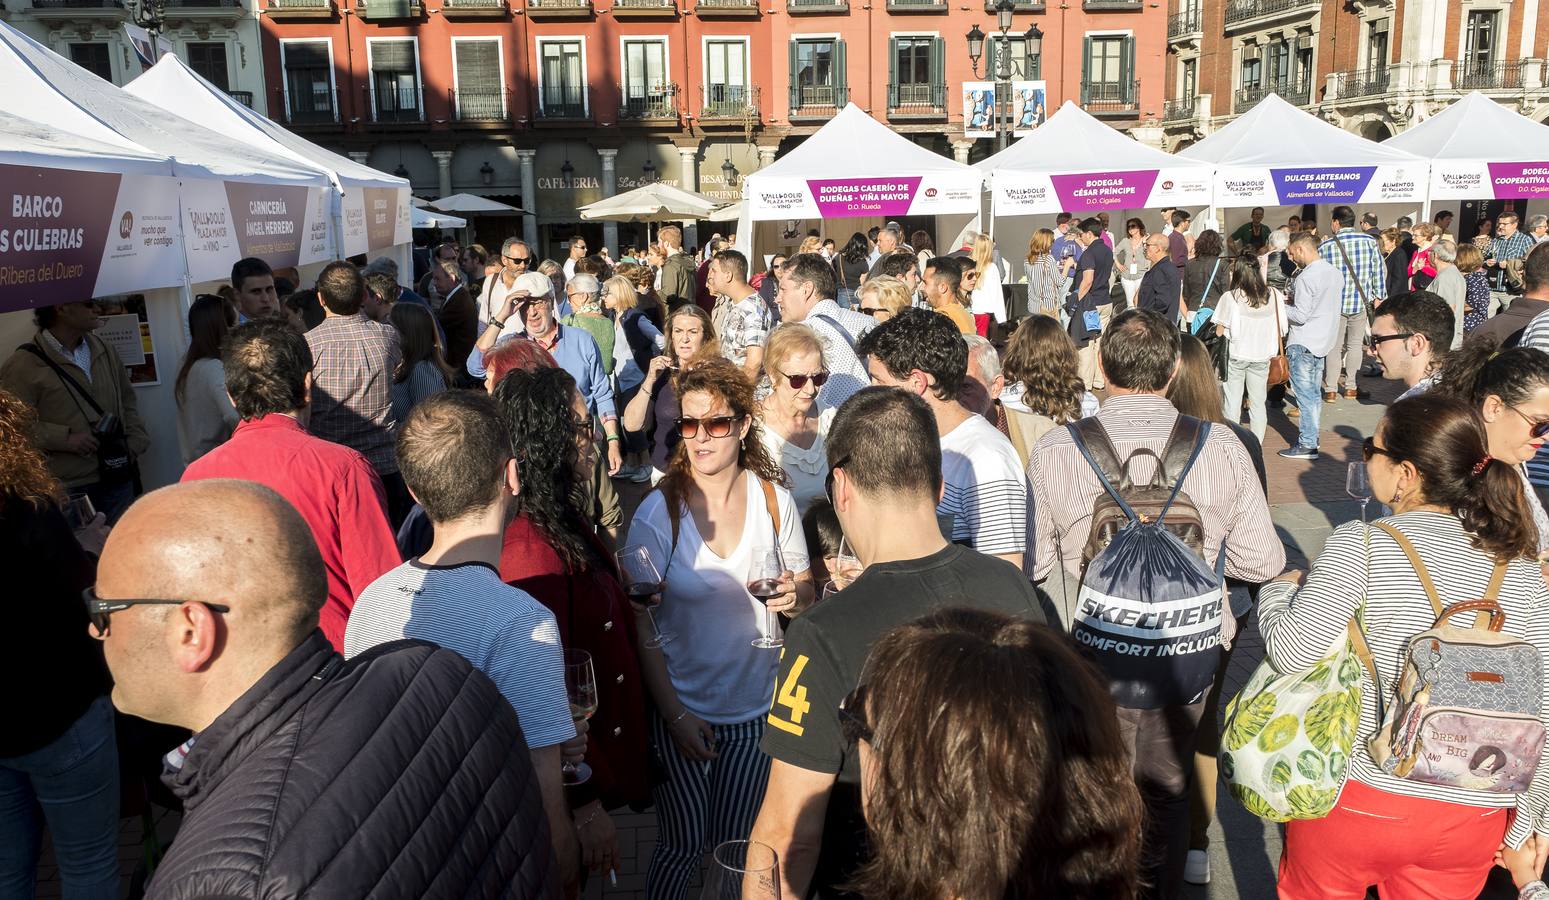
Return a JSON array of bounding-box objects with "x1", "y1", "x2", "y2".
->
[{"x1": 1184, "y1": 849, "x2": 1210, "y2": 885}]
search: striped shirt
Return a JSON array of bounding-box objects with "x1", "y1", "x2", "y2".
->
[
  {"x1": 1490, "y1": 230, "x2": 1538, "y2": 262},
  {"x1": 305, "y1": 313, "x2": 401, "y2": 476},
  {"x1": 1029, "y1": 394, "x2": 1283, "y2": 584},
  {"x1": 799, "y1": 299, "x2": 876, "y2": 413},
  {"x1": 343, "y1": 559, "x2": 576, "y2": 750},
  {"x1": 1319, "y1": 228, "x2": 1386, "y2": 317},
  {"x1": 1257, "y1": 513, "x2": 1549, "y2": 846},
  {"x1": 940, "y1": 413, "x2": 1028, "y2": 557},
  {"x1": 1516, "y1": 315, "x2": 1549, "y2": 490}
]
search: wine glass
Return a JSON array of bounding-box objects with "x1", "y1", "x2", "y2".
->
[
  {"x1": 701, "y1": 840, "x2": 781, "y2": 900},
  {"x1": 834, "y1": 536, "x2": 862, "y2": 588},
  {"x1": 62, "y1": 493, "x2": 96, "y2": 531},
  {"x1": 1347, "y1": 461, "x2": 1372, "y2": 525},
  {"x1": 747, "y1": 546, "x2": 786, "y2": 649},
  {"x1": 617, "y1": 545, "x2": 674, "y2": 648},
  {"x1": 821, "y1": 580, "x2": 842, "y2": 603},
  {"x1": 562, "y1": 649, "x2": 597, "y2": 786}
]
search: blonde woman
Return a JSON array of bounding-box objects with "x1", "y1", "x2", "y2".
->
[
  {"x1": 1024, "y1": 229, "x2": 1062, "y2": 318},
  {"x1": 756, "y1": 324, "x2": 835, "y2": 514},
  {"x1": 855, "y1": 275, "x2": 913, "y2": 322},
  {"x1": 969, "y1": 233, "x2": 1006, "y2": 324},
  {"x1": 606, "y1": 275, "x2": 665, "y2": 479},
  {"x1": 798, "y1": 235, "x2": 823, "y2": 257}
]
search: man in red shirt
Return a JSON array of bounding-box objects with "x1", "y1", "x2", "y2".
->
[{"x1": 182, "y1": 320, "x2": 400, "y2": 651}]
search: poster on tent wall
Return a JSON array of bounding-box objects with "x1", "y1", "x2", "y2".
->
[
  {"x1": 0, "y1": 163, "x2": 181, "y2": 313},
  {"x1": 1213, "y1": 164, "x2": 1425, "y2": 208},
  {"x1": 342, "y1": 186, "x2": 413, "y2": 257},
  {"x1": 745, "y1": 173, "x2": 982, "y2": 221},
  {"x1": 180, "y1": 181, "x2": 333, "y2": 283},
  {"x1": 993, "y1": 166, "x2": 1213, "y2": 216},
  {"x1": 1427, "y1": 161, "x2": 1549, "y2": 200}
]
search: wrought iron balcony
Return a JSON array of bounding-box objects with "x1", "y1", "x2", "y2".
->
[
  {"x1": 283, "y1": 87, "x2": 337, "y2": 124},
  {"x1": 619, "y1": 89, "x2": 677, "y2": 121},
  {"x1": 441, "y1": 0, "x2": 506, "y2": 15},
  {"x1": 702, "y1": 84, "x2": 759, "y2": 119},
  {"x1": 266, "y1": 0, "x2": 333, "y2": 15},
  {"x1": 1223, "y1": 0, "x2": 1316, "y2": 28},
  {"x1": 1163, "y1": 96, "x2": 1197, "y2": 122},
  {"x1": 536, "y1": 84, "x2": 589, "y2": 120},
  {"x1": 1081, "y1": 79, "x2": 1139, "y2": 115},
  {"x1": 1168, "y1": 5, "x2": 1200, "y2": 38},
  {"x1": 29, "y1": 0, "x2": 126, "y2": 15},
  {"x1": 611, "y1": 0, "x2": 674, "y2": 15},
  {"x1": 1083, "y1": 0, "x2": 1141, "y2": 9},
  {"x1": 693, "y1": 0, "x2": 756, "y2": 15},
  {"x1": 371, "y1": 84, "x2": 422, "y2": 122},
  {"x1": 358, "y1": 0, "x2": 421, "y2": 18},
  {"x1": 525, "y1": 0, "x2": 590, "y2": 16},
  {"x1": 789, "y1": 83, "x2": 846, "y2": 116},
  {"x1": 227, "y1": 89, "x2": 253, "y2": 107},
  {"x1": 788, "y1": 0, "x2": 845, "y2": 13},
  {"x1": 1454, "y1": 60, "x2": 1524, "y2": 91},
  {"x1": 887, "y1": 0, "x2": 946, "y2": 11},
  {"x1": 887, "y1": 82, "x2": 946, "y2": 117},
  {"x1": 1331, "y1": 67, "x2": 1391, "y2": 99},
  {"x1": 451, "y1": 88, "x2": 510, "y2": 121},
  {"x1": 982, "y1": 0, "x2": 1043, "y2": 10},
  {"x1": 1235, "y1": 80, "x2": 1310, "y2": 113}
]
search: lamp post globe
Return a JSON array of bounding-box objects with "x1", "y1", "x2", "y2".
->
[
  {"x1": 966, "y1": 24, "x2": 985, "y2": 67},
  {"x1": 995, "y1": 0, "x2": 1014, "y2": 34}
]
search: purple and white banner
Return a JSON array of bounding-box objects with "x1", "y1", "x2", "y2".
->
[
  {"x1": 342, "y1": 186, "x2": 412, "y2": 257},
  {"x1": 992, "y1": 166, "x2": 1211, "y2": 216},
  {"x1": 1214, "y1": 164, "x2": 1424, "y2": 206},
  {"x1": 181, "y1": 180, "x2": 333, "y2": 283},
  {"x1": 746, "y1": 172, "x2": 981, "y2": 220},
  {"x1": 1428, "y1": 161, "x2": 1549, "y2": 200}
]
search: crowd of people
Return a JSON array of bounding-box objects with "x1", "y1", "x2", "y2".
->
[{"x1": 7, "y1": 203, "x2": 1549, "y2": 900}]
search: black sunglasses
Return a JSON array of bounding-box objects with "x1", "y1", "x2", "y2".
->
[
  {"x1": 838, "y1": 682, "x2": 873, "y2": 745},
  {"x1": 503, "y1": 255, "x2": 532, "y2": 266},
  {"x1": 779, "y1": 370, "x2": 829, "y2": 391},
  {"x1": 1370, "y1": 332, "x2": 1415, "y2": 346},
  {"x1": 859, "y1": 306, "x2": 882, "y2": 316},
  {"x1": 1361, "y1": 437, "x2": 1398, "y2": 462},
  {"x1": 1510, "y1": 406, "x2": 1549, "y2": 439},
  {"x1": 676, "y1": 414, "x2": 743, "y2": 440},
  {"x1": 83, "y1": 587, "x2": 229, "y2": 637}
]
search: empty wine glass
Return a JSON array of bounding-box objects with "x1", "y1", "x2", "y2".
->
[
  {"x1": 561, "y1": 650, "x2": 596, "y2": 786},
  {"x1": 834, "y1": 536, "x2": 862, "y2": 588},
  {"x1": 701, "y1": 840, "x2": 781, "y2": 900},
  {"x1": 617, "y1": 545, "x2": 673, "y2": 648},
  {"x1": 1347, "y1": 461, "x2": 1372, "y2": 524},
  {"x1": 747, "y1": 546, "x2": 786, "y2": 649},
  {"x1": 62, "y1": 493, "x2": 96, "y2": 531}
]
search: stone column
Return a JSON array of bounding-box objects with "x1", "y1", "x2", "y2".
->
[
  {"x1": 431, "y1": 150, "x2": 454, "y2": 199},
  {"x1": 950, "y1": 139, "x2": 975, "y2": 165},
  {"x1": 678, "y1": 146, "x2": 699, "y2": 249},
  {"x1": 598, "y1": 148, "x2": 619, "y2": 256},
  {"x1": 517, "y1": 149, "x2": 538, "y2": 250},
  {"x1": 758, "y1": 146, "x2": 778, "y2": 169}
]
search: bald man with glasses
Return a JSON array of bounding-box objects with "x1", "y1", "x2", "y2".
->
[{"x1": 1135, "y1": 233, "x2": 1183, "y2": 323}]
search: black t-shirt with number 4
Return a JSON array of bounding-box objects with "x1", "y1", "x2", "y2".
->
[{"x1": 760, "y1": 543, "x2": 1046, "y2": 898}]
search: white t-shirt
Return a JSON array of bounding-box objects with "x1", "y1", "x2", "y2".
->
[
  {"x1": 343, "y1": 559, "x2": 576, "y2": 749},
  {"x1": 756, "y1": 407, "x2": 836, "y2": 516},
  {"x1": 939, "y1": 413, "x2": 1029, "y2": 557},
  {"x1": 1215, "y1": 287, "x2": 1287, "y2": 363},
  {"x1": 628, "y1": 474, "x2": 809, "y2": 723}
]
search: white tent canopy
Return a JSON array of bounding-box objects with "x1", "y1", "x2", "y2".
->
[
  {"x1": 431, "y1": 193, "x2": 526, "y2": 214},
  {"x1": 1385, "y1": 92, "x2": 1549, "y2": 202},
  {"x1": 975, "y1": 101, "x2": 1214, "y2": 216},
  {"x1": 1179, "y1": 93, "x2": 1427, "y2": 208},
  {"x1": 578, "y1": 182, "x2": 720, "y2": 223},
  {"x1": 412, "y1": 207, "x2": 467, "y2": 230},
  {"x1": 125, "y1": 55, "x2": 411, "y2": 259}
]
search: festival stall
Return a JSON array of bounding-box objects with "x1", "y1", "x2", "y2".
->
[
  {"x1": 1178, "y1": 93, "x2": 1428, "y2": 235},
  {"x1": 1384, "y1": 91, "x2": 1549, "y2": 221},
  {"x1": 125, "y1": 54, "x2": 412, "y2": 277},
  {"x1": 735, "y1": 103, "x2": 983, "y2": 265}
]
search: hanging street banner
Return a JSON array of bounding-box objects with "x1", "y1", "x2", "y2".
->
[
  {"x1": 964, "y1": 81, "x2": 1047, "y2": 140},
  {"x1": 181, "y1": 181, "x2": 333, "y2": 283},
  {"x1": 747, "y1": 173, "x2": 982, "y2": 220},
  {"x1": 1424, "y1": 161, "x2": 1549, "y2": 200},
  {"x1": 343, "y1": 186, "x2": 413, "y2": 257},
  {"x1": 992, "y1": 166, "x2": 1212, "y2": 216},
  {"x1": 0, "y1": 163, "x2": 181, "y2": 312},
  {"x1": 1211, "y1": 164, "x2": 1424, "y2": 207}
]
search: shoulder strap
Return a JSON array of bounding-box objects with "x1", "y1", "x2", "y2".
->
[
  {"x1": 21, "y1": 342, "x2": 106, "y2": 419},
  {"x1": 1068, "y1": 420, "x2": 1139, "y2": 524},
  {"x1": 1372, "y1": 522, "x2": 1443, "y2": 618},
  {"x1": 1331, "y1": 233, "x2": 1373, "y2": 308},
  {"x1": 759, "y1": 476, "x2": 782, "y2": 542},
  {"x1": 1068, "y1": 418, "x2": 1126, "y2": 488},
  {"x1": 1273, "y1": 288, "x2": 1286, "y2": 356},
  {"x1": 1157, "y1": 420, "x2": 1210, "y2": 524},
  {"x1": 812, "y1": 314, "x2": 857, "y2": 352},
  {"x1": 1159, "y1": 415, "x2": 1205, "y2": 489},
  {"x1": 1198, "y1": 258, "x2": 1222, "y2": 307}
]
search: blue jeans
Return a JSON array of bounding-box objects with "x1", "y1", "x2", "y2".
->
[
  {"x1": 1288, "y1": 344, "x2": 1326, "y2": 450},
  {"x1": 0, "y1": 695, "x2": 120, "y2": 899}
]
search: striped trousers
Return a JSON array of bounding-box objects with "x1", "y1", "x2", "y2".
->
[{"x1": 646, "y1": 715, "x2": 771, "y2": 900}]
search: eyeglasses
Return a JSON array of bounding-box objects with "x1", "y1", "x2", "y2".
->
[
  {"x1": 503, "y1": 255, "x2": 532, "y2": 266},
  {"x1": 859, "y1": 306, "x2": 882, "y2": 316},
  {"x1": 1510, "y1": 406, "x2": 1549, "y2": 439},
  {"x1": 779, "y1": 370, "x2": 829, "y2": 391},
  {"x1": 82, "y1": 587, "x2": 229, "y2": 638},
  {"x1": 1370, "y1": 332, "x2": 1415, "y2": 346},
  {"x1": 825, "y1": 455, "x2": 850, "y2": 503},
  {"x1": 573, "y1": 417, "x2": 601, "y2": 444},
  {"x1": 676, "y1": 414, "x2": 743, "y2": 440},
  {"x1": 1361, "y1": 437, "x2": 1398, "y2": 462},
  {"x1": 838, "y1": 682, "x2": 873, "y2": 745}
]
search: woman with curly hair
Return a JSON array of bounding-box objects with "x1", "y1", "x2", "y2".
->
[
  {"x1": 622, "y1": 303, "x2": 721, "y2": 480},
  {"x1": 626, "y1": 357, "x2": 812, "y2": 900},
  {"x1": 998, "y1": 314, "x2": 1100, "y2": 468},
  {"x1": 0, "y1": 389, "x2": 120, "y2": 898},
  {"x1": 492, "y1": 367, "x2": 651, "y2": 877},
  {"x1": 849, "y1": 608, "x2": 1142, "y2": 900}
]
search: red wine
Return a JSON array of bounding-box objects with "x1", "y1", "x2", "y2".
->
[
  {"x1": 626, "y1": 582, "x2": 663, "y2": 607},
  {"x1": 748, "y1": 579, "x2": 782, "y2": 603}
]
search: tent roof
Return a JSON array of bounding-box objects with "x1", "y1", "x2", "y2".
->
[
  {"x1": 752, "y1": 103, "x2": 976, "y2": 179},
  {"x1": 578, "y1": 182, "x2": 721, "y2": 222},
  {"x1": 0, "y1": 22, "x2": 325, "y2": 186},
  {"x1": 1384, "y1": 91, "x2": 1549, "y2": 161},
  {"x1": 430, "y1": 193, "x2": 526, "y2": 214},
  {"x1": 412, "y1": 207, "x2": 467, "y2": 229},
  {"x1": 0, "y1": 109, "x2": 173, "y2": 176},
  {"x1": 125, "y1": 55, "x2": 405, "y2": 194},
  {"x1": 974, "y1": 101, "x2": 1208, "y2": 174},
  {"x1": 1178, "y1": 93, "x2": 1421, "y2": 168}
]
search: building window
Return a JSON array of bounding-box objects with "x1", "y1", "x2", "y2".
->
[
  {"x1": 1265, "y1": 39, "x2": 1290, "y2": 87},
  {"x1": 539, "y1": 40, "x2": 586, "y2": 117},
  {"x1": 69, "y1": 43, "x2": 112, "y2": 82},
  {"x1": 1240, "y1": 47, "x2": 1261, "y2": 89},
  {"x1": 369, "y1": 40, "x2": 420, "y2": 122},
  {"x1": 790, "y1": 38, "x2": 846, "y2": 110},
  {"x1": 1366, "y1": 19, "x2": 1389, "y2": 72},
  {"x1": 452, "y1": 38, "x2": 504, "y2": 120},
  {"x1": 1081, "y1": 35, "x2": 1134, "y2": 108},
  {"x1": 705, "y1": 39, "x2": 749, "y2": 116},
  {"x1": 187, "y1": 42, "x2": 229, "y2": 91},
  {"x1": 889, "y1": 36, "x2": 943, "y2": 109},
  {"x1": 1180, "y1": 56, "x2": 1196, "y2": 99},
  {"x1": 1295, "y1": 43, "x2": 1313, "y2": 90},
  {"x1": 987, "y1": 35, "x2": 1033, "y2": 80},
  {"x1": 1465, "y1": 10, "x2": 1499, "y2": 74},
  {"x1": 282, "y1": 41, "x2": 334, "y2": 123},
  {"x1": 621, "y1": 39, "x2": 670, "y2": 117}
]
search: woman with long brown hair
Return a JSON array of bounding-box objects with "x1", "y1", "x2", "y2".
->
[
  {"x1": 1024, "y1": 228, "x2": 1063, "y2": 318},
  {"x1": 174, "y1": 293, "x2": 239, "y2": 463},
  {"x1": 622, "y1": 303, "x2": 721, "y2": 480},
  {"x1": 0, "y1": 389, "x2": 119, "y2": 897},
  {"x1": 849, "y1": 608, "x2": 1142, "y2": 899},
  {"x1": 387, "y1": 302, "x2": 452, "y2": 424},
  {"x1": 1262, "y1": 394, "x2": 1549, "y2": 897},
  {"x1": 998, "y1": 314, "x2": 1098, "y2": 467},
  {"x1": 625, "y1": 357, "x2": 812, "y2": 900}
]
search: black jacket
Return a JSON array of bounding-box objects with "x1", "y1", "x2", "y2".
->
[
  {"x1": 1136, "y1": 260, "x2": 1182, "y2": 323},
  {"x1": 149, "y1": 633, "x2": 559, "y2": 900}
]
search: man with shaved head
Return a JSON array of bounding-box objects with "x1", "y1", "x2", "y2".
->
[{"x1": 91, "y1": 480, "x2": 559, "y2": 899}]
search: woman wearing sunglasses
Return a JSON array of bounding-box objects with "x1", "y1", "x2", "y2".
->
[
  {"x1": 1258, "y1": 394, "x2": 1549, "y2": 898},
  {"x1": 757, "y1": 324, "x2": 835, "y2": 515},
  {"x1": 627, "y1": 357, "x2": 813, "y2": 900},
  {"x1": 1433, "y1": 339, "x2": 1549, "y2": 554}
]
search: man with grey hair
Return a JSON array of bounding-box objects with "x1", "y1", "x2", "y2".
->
[
  {"x1": 1428, "y1": 239, "x2": 1467, "y2": 349},
  {"x1": 959, "y1": 333, "x2": 1006, "y2": 429},
  {"x1": 477, "y1": 237, "x2": 535, "y2": 331},
  {"x1": 865, "y1": 226, "x2": 903, "y2": 279}
]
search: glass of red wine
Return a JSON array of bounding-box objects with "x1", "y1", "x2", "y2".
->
[
  {"x1": 747, "y1": 546, "x2": 786, "y2": 649},
  {"x1": 617, "y1": 545, "x2": 674, "y2": 648}
]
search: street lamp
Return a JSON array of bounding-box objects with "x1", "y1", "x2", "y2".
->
[
  {"x1": 479, "y1": 161, "x2": 494, "y2": 186},
  {"x1": 967, "y1": 4, "x2": 1044, "y2": 151},
  {"x1": 129, "y1": 0, "x2": 167, "y2": 58},
  {"x1": 720, "y1": 157, "x2": 737, "y2": 188},
  {"x1": 560, "y1": 158, "x2": 574, "y2": 188},
  {"x1": 642, "y1": 158, "x2": 656, "y2": 182}
]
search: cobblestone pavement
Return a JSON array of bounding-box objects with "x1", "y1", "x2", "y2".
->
[{"x1": 32, "y1": 373, "x2": 1521, "y2": 899}]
